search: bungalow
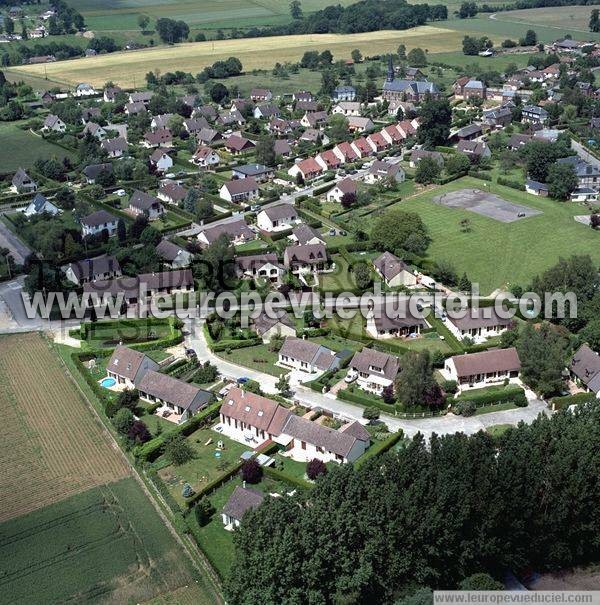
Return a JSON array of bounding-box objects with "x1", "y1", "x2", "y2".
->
[
  {"x1": 106, "y1": 345, "x2": 159, "y2": 389},
  {"x1": 256, "y1": 204, "x2": 298, "y2": 232},
  {"x1": 42, "y1": 114, "x2": 66, "y2": 133},
  {"x1": 250, "y1": 88, "x2": 273, "y2": 102},
  {"x1": 231, "y1": 164, "x2": 274, "y2": 182},
  {"x1": 525, "y1": 180, "x2": 549, "y2": 196},
  {"x1": 372, "y1": 251, "x2": 416, "y2": 287},
  {"x1": 101, "y1": 137, "x2": 128, "y2": 158},
  {"x1": 315, "y1": 149, "x2": 342, "y2": 172},
  {"x1": 332, "y1": 101, "x2": 361, "y2": 116},
  {"x1": 332, "y1": 142, "x2": 358, "y2": 163},
  {"x1": 366, "y1": 305, "x2": 427, "y2": 339},
  {"x1": 197, "y1": 128, "x2": 222, "y2": 145},
  {"x1": 24, "y1": 193, "x2": 60, "y2": 217},
  {"x1": 364, "y1": 160, "x2": 405, "y2": 185},
  {"x1": 570, "y1": 187, "x2": 598, "y2": 203},
  {"x1": 522, "y1": 105, "x2": 549, "y2": 125},
  {"x1": 183, "y1": 117, "x2": 209, "y2": 135},
  {"x1": 128, "y1": 190, "x2": 165, "y2": 220},
  {"x1": 278, "y1": 337, "x2": 338, "y2": 373},
  {"x1": 150, "y1": 148, "x2": 174, "y2": 173},
  {"x1": 235, "y1": 253, "x2": 283, "y2": 282},
  {"x1": 326, "y1": 177, "x2": 356, "y2": 203},
  {"x1": 453, "y1": 123, "x2": 484, "y2": 142},
  {"x1": 283, "y1": 243, "x2": 328, "y2": 274},
  {"x1": 409, "y1": 149, "x2": 443, "y2": 168},
  {"x1": 568, "y1": 344, "x2": 600, "y2": 397},
  {"x1": 82, "y1": 163, "x2": 113, "y2": 185},
  {"x1": 218, "y1": 110, "x2": 245, "y2": 127},
  {"x1": 84, "y1": 269, "x2": 195, "y2": 307},
  {"x1": 195, "y1": 105, "x2": 217, "y2": 122},
  {"x1": 219, "y1": 177, "x2": 260, "y2": 204},
  {"x1": 347, "y1": 116, "x2": 374, "y2": 133},
  {"x1": 252, "y1": 310, "x2": 296, "y2": 343},
  {"x1": 155, "y1": 239, "x2": 194, "y2": 269},
  {"x1": 143, "y1": 128, "x2": 173, "y2": 148},
  {"x1": 222, "y1": 486, "x2": 265, "y2": 529},
  {"x1": 129, "y1": 91, "x2": 154, "y2": 105},
  {"x1": 81, "y1": 209, "x2": 118, "y2": 238},
  {"x1": 350, "y1": 137, "x2": 374, "y2": 159},
  {"x1": 288, "y1": 157, "x2": 323, "y2": 181},
  {"x1": 138, "y1": 370, "x2": 213, "y2": 424},
  {"x1": 82, "y1": 122, "x2": 106, "y2": 140},
  {"x1": 224, "y1": 134, "x2": 255, "y2": 155},
  {"x1": 445, "y1": 307, "x2": 513, "y2": 343},
  {"x1": 65, "y1": 254, "x2": 121, "y2": 285},
  {"x1": 191, "y1": 145, "x2": 221, "y2": 168},
  {"x1": 348, "y1": 348, "x2": 400, "y2": 395},
  {"x1": 11, "y1": 168, "x2": 37, "y2": 193},
  {"x1": 157, "y1": 180, "x2": 187, "y2": 205},
  {"x1": 332, "y1": 85, "x2": 356, "y2": 102},
  {"x1": 444, "y1": 347, "x2": 521, "y2": 389},
  {"x1": 198, "y1": 219, "x2": 255, "y2": 247},
  {"x1": 290, "y1": 224, "x2": 326, "y2": 246},
  {"x1": 300, "y1": 111, "x2": 328, "y2": 129},
  {"x1": 151, "y1": 113, "x2": 174, "y2": 130}
]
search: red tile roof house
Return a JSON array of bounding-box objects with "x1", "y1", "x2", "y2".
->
[
  {"x1": 256, "y1": 203, "x2": 299, "y2": 232},
  {"x1": 443, "y1": 347, "x2": 521, "y2": 391},
  {"x1": 332, "y1": 141, "x2": 358, "y2": 163},
  {"x1": 445, "y1": 307, "x2": 513, "y2": 344},
  {"x1": 326, "y1": 177, "x2": 356, "y2": 203},
  {"x1": 197, "y1": 218, "x2": 255, "y2": 247},
  {"x1": 287, "y1": 157, "x2": 323, "y2": 181},
  {"x1": 350, "y1": 137, "x2": 374, "y2": 158},
  {"x1": 283, "y1": 243, "x2": 329, "y2": 275},
  {"x1": 348, "y1": 348, "x2": 400, "y2": 395},
  {"x1": 191, "y1": 145, "x2": 221, "y2": 168},
  {"x1": 106, "y1": 345, "x2": 159, "y2": 389},
  {"x1": 137, "y1": 370, "x2": 213, "y2": 424},
  {"x1": 128, "y1": 190, "x2": 165, "y2": 220},
  {"x1": 224, "y1": 134, "x2": 255, "y2": 155},
  {"x1": 315, "y1": 149, "x2": 342, "y2": 172},
  {"x1": 381, "y1": 124, "x2": 403, "y2": 145},
  {"x1": 83, "y1": 269, "x2": 194, "y2": 309},
  {"x1": 367, "y1": 131, "x2": 391, "y2": 153},
  {"x1": 217, "y1": 387, "x2": 369, "y2": 463},
  {"x1": 219, "y1": 177, "x2": 260, "y2": 204}
]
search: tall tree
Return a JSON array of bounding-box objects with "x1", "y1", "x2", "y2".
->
[{"x1": 417, "y1": 98, "x2": 451, "y2": 147}]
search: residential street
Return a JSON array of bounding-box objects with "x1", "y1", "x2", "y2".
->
[{"x1": 186, "y1": 318, "x2": 550, "y2": 439}]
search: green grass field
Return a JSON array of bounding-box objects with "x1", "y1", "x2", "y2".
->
[
  {"x1": 0, "y1": 477, "x2": 211, "y2": 605},
  {"x1": 217, "y1": 343, "x2": 284, "y2": 376},
  {"x1": 359, "y1": 176, "x2": 600, "y2": 295},
  {"x1": 0, "y1": 122, "x2": 75, "y2": 172}
]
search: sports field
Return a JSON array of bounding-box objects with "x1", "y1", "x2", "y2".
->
[
  {"x1": 0, "y1": 332, "x2": 128, "y2": 523},
  {"x1": 6, "y1": 26, "x2": 469, "y2": 88}
]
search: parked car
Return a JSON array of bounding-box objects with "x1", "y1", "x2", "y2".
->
[
  {"x1": 345, "y1": 370, "x2": 358, "y2": 383},
  {"x1": 116, "y1": 189, "x2": 126, "y2": 197}
]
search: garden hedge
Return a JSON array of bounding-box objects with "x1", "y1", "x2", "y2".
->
[
  {"x1": 338, "y1": 388, "x2": 396, "y2": 414},
  {"x1": 455, "y1": 385, "x2": 527, "y2": 407},
  {"x1": 354, "y1": 430, "x2": 405, "y2": 469},
  {"x1": 550, "y1": 392, "x2": 597, "y2": 411}
]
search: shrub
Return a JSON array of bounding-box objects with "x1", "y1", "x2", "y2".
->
[
  {"x1": 113, "y1": 408, "x2": 134, "y2": 434},
  {"x1": 194, "y1": 497, "x2": 215, "y2": 526},
  {"x1": 443, "y1": 380, "x2": 458, "y2": 395},
  {"x1": 306, "y1": 458, "x2": 327, "y2": 480},
  {"x1": 164, "y1": 434, "x2": 194, "y2": 465},
  {"x1": 241, "y1": 458, "x2": 262, "y2": 484},
  {"x1": 128, "y1": 420, "x2": 151, "y2": 443},
  {"x1": 454, "y1": 400, "x2": 476, "y2": 416}
]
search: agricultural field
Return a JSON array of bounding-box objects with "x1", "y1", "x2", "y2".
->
[
  {"x1": 0, "y1": 332, "x2": 128, "y2": 523},
  {"x1": 6, "y1": 26, "x2": 470, "y2": 88},
  {"x1": 0, "y1": 477, "x2": 210, "y2": 605},
  {"x1": 0, "y1": 121, "x2": 75, "y2": 172},
  {"x1": 385, "y1": 176, "x2": 600, "y2": 294},
  {"x1": 492, "y1": 5, "x2": 599, "y2": 34}
]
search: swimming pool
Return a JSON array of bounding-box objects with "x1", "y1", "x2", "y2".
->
[{"x1": 100, "y1": 377, "x2": 116, "y2": 388}]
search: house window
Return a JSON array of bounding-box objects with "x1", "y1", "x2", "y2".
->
[{"x1": 301, "y1": 441, "x2": 306, "y2": 450}]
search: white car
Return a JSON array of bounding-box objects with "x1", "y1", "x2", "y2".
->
[
  {"x1": 116, "y1": 189, "x2": 126, "y2": 197},
  {"x1": 345, "y1": 370, "x2": 358, "y2": 383}
]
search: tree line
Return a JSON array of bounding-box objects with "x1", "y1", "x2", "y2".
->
[{"x1": 226, "y1": 402, "x2": 600, "y2": 604}]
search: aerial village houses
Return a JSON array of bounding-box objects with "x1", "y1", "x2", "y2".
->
[
  {"x1": 326, "y1": 177, "x2": 357, "y2": 203},
  {"x1": 11, "y1": 168, "x2": 37, "y2": 193},
  {"x1": 444, "y1": 348, "x2": 522, "y2": 390},
  {"x1": 278, "y1": 337, "x2": 339, "y2": 374},
  {"x1": 24, "y1": 193, "x2": 60, "y2": 218},
  {"x1": 198, "y1": 219, "x2": 255, "y2": 247},
  {"x1": 252, "y1": 311, "x2": 296, "y2": 343},
  {"x1": 191, "y1": 145, "x2": 221, "y2": 168},
  {"x1": 445, "y1": 307, "x2": 513, "y2": 343},
  {"x1": 256, "y1": 204, "x2": 299, "y2": 232},
  {"x1": 80, "y1": 210, "x2": 118, "y2": 238},
  {"x1": 568, "y1": 344, "x2": 600, "y2": 398},
  {"x1": 222, "y1": 486, "x2": 265, "y2": 530},
  {"x1": 372, "y1": 252, "x2": 417, "y2": 287},
  {"x1": 348, "y1": 348, "x2": 400, "y2": 395},
  {"x1": 106, "y1": 346, "x2": 159, "y2": 389},
  {"x1": 235, "y1": 253, "x2": 283, "y2": 283},
  {"x1": 284, "y1": 243, "x2": 329, "y2": 274},
  {"x1": 65, "y1": 254, "x2": 122, "y2": 285},
  {"x1": 155, "y1": 239, "x2": 194, "y2": 269},
  {"x1": 128, "y1": 190, "x2": 165, "y2": 220},
  {"x1": 219, "y1": 177, "x2": 260, "y2": 203},
  {"x1": 366, "y1": 305, "x2": 427, "y2": 339}
]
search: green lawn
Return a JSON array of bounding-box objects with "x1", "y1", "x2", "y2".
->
[
  {"x1": 473, "y1": 400, "x2": 521, "y2": 415},
  {"x1": 400, "y1": 331, "x2": 453, "y2": 354},
  {"x1": 487, "y1": 423, "x2": 513, "y2": 438},
  {"x1": 390, "y1": 177, "x2": 600, "y2": 295},
  {"x1": 82, "y1": 318, "x2": 174, "y2": 349},
  {"x1": 218, "y1": 343, "x2": 284, "y2": 376},
  {"x1": 235, "y1": 238, "x2": 272, "y2": 253},
  {"x1": 157, "y1": 428, "x2": 248, "y2": 506}
]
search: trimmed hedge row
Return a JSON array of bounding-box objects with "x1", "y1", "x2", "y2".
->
[
  {"x1": 550, "y1": 392, "x2": 597, "y2": 411},
  {"x1": 338, "y1": 388, "x2": 396, "y2": 414},
  {"x1": 313, "y1": 182, "x2": 335, "y2": 195},
  {"x1": 211, "y1": 337, "x2": 262, "y2": 352},
  {"x1": 468, "y1": 170, "x2": 493, "y2": 181},
  {"x1": 354, "y1": 430, "x2": 404, "y2": 469},
  {"x1": 497, "y1": 176, "x2": 525, "y2": 191},
  {"x1": 264, "y1": 465, "x2": 312, "y2": 490},
  {"x1": 455, "y1": 385, "x2": 527, "y2": 407}
]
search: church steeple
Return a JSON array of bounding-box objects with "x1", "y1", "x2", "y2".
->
[{"x1": 386, "y1": 54, "x2": 394, "y2": 82}]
